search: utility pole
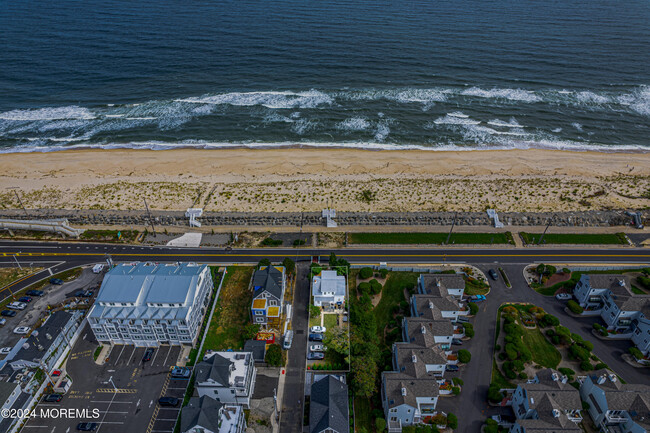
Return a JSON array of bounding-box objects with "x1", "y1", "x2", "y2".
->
[
  {"x1": 446, "y1": 212, "x2": 458, "y2": 245},
  {"x1": 13, "y1": 254, "x2": 22, "y2": 270},
  {"x1": 538, "y1": 219, "x2": 552, "y2": 245},
  {"x1": 11, "y1": 189, "x2": 28, "y2": 216},
  {"x1": 143, "y1": 198, "x2": 156, "y2": 237}
]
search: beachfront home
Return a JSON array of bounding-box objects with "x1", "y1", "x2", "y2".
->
[
  {"x1": 410, "y1": 294, "x2": 468, "y2": 323},
  {"x1": 312, "y1": 270, "x2": 346, "y2": 307},
  {"x1": 392, "y1": 343, "x2": 448, "y2": 377},
  {"x1": 381, "y1": 372, "x2": 440, "y2": 432},
  {"x1": 88, "y1": 262, "x2": 213, "y2": 347},
  {"x1": 511, "y1": 369, "x2": 582, "y2": 432},
  {"x1": 309, "y1": 375, "x2": 349, "y2": 433},
  {"x1": 417, "y1": 274, "x2": 465, "y2": 299},
  {"x1": 250, "y1": 265, "x2": 286, "y2": 329},
  {"x1": 195, "y1": 351, "x2": 257, "y2": 408},
  {"x1": 402, "y1": 317, "x2": 454, "y2": 349},
  {"x1": 579, "y1": 369, "x2": 650, "y2": 433},
  {"x1": 180, "y1": 395, "x2": 246, "y2": 433}
]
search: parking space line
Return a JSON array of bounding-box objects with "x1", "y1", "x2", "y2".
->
[
  {"x1": 127, "y1": 346, "x2": 137, "y2": 365},
  {"x1": 151, "y1": 347, "x2": 161, "y2": 365},
  {"x1": 163, "y1": 346, "x2": 172, "y2": 366},
  {"x1": 114, "y1": 345, "x2": 126, "y2": 364}
]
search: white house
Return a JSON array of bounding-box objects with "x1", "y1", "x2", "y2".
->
[
  {"x1": 410, "y1": 294, "x2": 468, "y2": 323},
  {"x1": 88, "y1": 262, "x2": 213, "y2": 347},
  {"x1": 195, "y1": 351, "x2": 257, "y2": 408},
  {"x1": 180, "y1": 395, "x2": 246, "y2": 433},
  {"x1": 579, "y1": 369, "x2": 650, "y2": 433},
  {"x1": 402, "y1": 318, "x2": 454, "y2": 349},
  {"x1": 312, "y1": 270, "x2": 346, "y2": 307},
  {"x1": 417, "y1": 274, "x2": 465, "y2": 299}
]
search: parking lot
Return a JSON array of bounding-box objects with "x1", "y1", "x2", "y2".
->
[
  {"x1": 0, "y1": 267, "x2": 103, "y2": 357},
  {"x1": 21, "y1": 326, "x2": 189, "y2": 433}
]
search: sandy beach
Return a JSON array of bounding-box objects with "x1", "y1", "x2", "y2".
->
[{"x1": 0, "y1": 148, "x2": 648, "y2": 212}]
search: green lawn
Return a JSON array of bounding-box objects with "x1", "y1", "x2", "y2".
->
[
  {"x1": 309, "y1": 314, "x2": 321, "y2": 328},
  {"x1": 491, "y1": 360, "x2": 515, "y2": 389},
  {"x1": 520, "y1": 232, "x2": 626, "y2": 245},
  {"x1": 465, "y1": 277, "x2": 490, "y2": 295},
  {"x1": 0, "y1": 267, "x2": 43, "y2": 289},
  {"x1": 348, "y1": 232, "x2": 513, "y2": 245},
  {"x1": 522, "y1": 327, "x2": 561, "y2": 368},
  {"x1": 354, "y1": 397, "x2": 373, "y2": 431},
  {"x1": 200, "y1": 267, "x2": 253, "y2": 358},
  {"x1": 372, "y1": 272, "x2": 418, "y2": 342},
  {"x1": 631, "y1": 285, "x2": 646, "y2": 295},
  {"x1": 324, "y1": 314, "x2": 339, "y2": 330}
]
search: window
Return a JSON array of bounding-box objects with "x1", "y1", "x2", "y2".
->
[
  {"x1": 269, "y1": 300, "x2": 277, "y2": 306},
  {"x1": 256, "y1": 317, "x2": 264, "y2": 323},
  {"x1": 255, "y1": 311, "x2": 263, "y2": 315}
]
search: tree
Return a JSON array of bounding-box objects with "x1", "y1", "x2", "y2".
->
[
  {"x1": 265, "y1": 344, "x2": 284, "y2": 366},
  {"x1": 545, "y1": 265, "x2": 557, "y2": 275},
  {"x1": 555, "y1": 325, "x2": 572, "y2": 344},
  {"x1": 257, "y1": 258, "x2": 271, "y2": 269},
  {"x1": 282, "y1": 257, "x2": 295, "y2": 275},
  {"x1": 458, "y1": 349, "x2": 471, "y2": 364},
  {"x1": 325, "y1": 327, "x2": 350, "y2": 363},
  {"x1": 243, "y1": 323, "x2": 260, "y2": 340},
  {"x1": 541, "y1": 314, "x2": 560, "y2": 327},
  {"x1": 468, "y1": 302, "x2": 479, "y2": 315},
  {"x1": 487, "y1": 385, "x2": 503, "y2": 403},
  {"x1": 536, "y1": 263, "x2": 546, "y2": 274},
  {"x1": 567, "y1": 300, "x2": 584, "y2": 314},
  {"x1": 462, "y1": 322, "x2": 475, "y2": 338},
  {"x1": 310, "y1": 262, "x2": 322, "y2": 275},
  {"x1": 375, "y1": 418, "x2": 387, "y2": 432},
  {"x1": 309, "y1": 305, "x2": 321, "y2": 318},
  {"x1": 358, "y1": 282, "x2": 371, "y2": 294},
  {"x1": 447, "y1": 413, "x2": 458, "y2": 429},
  {"x1": 629, "y1": 347, "x2": 643, "y2": 360},
  {"x1": 359, "y1": 267, "x2": 373, "y2": 279},
  {"x1": 369, "y1": 279, "x2": 382, "y2": 295},
  {"x1": 351, "y1": 355, "x2": 377, "y2": 397}
]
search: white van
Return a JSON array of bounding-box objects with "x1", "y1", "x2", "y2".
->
[
  {"x1": 92, "y1": 264, "x2": 104, "y2": 274},
  {"x1": 282, "y1": 330, "x2": 293, "y2": 350},
  {"x1": 7, "y1": 302, "x2": 27, "y2": 310}
]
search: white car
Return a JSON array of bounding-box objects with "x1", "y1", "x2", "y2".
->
[
  {"x1": 7, "y1": 302, "x2": 27, "y2": 310},
  {"x1": 0, "y1": 318, "x2": 6, "y2": 326},
  {"x1": 0, "y1": 347, "x2": 11, "y2": 355},
  {"x1": 555, "y1": 293, "x2": 572, "y2": 301},
  {"x1": 92, "y1": 264, "x2": 104, "y2": 274},
  {"x1": 13, "y1": 326, "x2": 30, "y2": 335},
  {"x1": 309, "y1": 344, "x2": 328, "y2": 352},
  {"x1": 310, "y1": 326, "x2": 326, "y2": 334}
]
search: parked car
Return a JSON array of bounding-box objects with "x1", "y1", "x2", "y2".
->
[
  {"x1": 310, "y1": 326, "x2": 326, "y2": 334},
  {"x1": 14, "y1": 326, "x2": 30, "y2": 334},
  {"x1": 457, "y1": 316, "x2": 470, "y2": 323},
  {"x1": 44, "y1": 394, "x2": 63, "y2": 402},
  {"x1": 50, "y1": 278, "x2": 64, "y2": 285},
  {"x1": 51, "y1": 369, "x2": 62, "y2": 377},
  {"x1": 171, "y1": 367, "x2": 191, "y2": 379},
  {"x1": 7, "y1": 302, "x2": 27, "y2": 310},
  {"x1": 555, "y1": 293, "x2": 572, "y2": 301},
  {"x1": 142, "y1": 348, "x2": 154, "y2": 362},
  {"x1": 26, "y1": 290, "x2": 44, "y2": 297},
  {"x1": 308, "y1": 333, "x2": 324, "y2": 342},
  {"x1": 18, "y1": 296, "x2": 32, "y2": 303},
  {"x1": 282, "y1": 330, "x2": 293, "y2": 350},
  {"x1": 309, "y1": 344, "x2": 328, "y2": 352},
  {"x1": 1, "y1": 310, "x2": 17, "y2": 317},
  {"x1": 468, "y1": 295, "x2": 486, "y2": 303},
  {"x1": 307, "y1": 352, "x2": 325, "y2": 360},
  {"x1": 74, "y1": 290, "x2": 93, "y2": 298},
  {"x1": 0, "y1": 347, "x2": 11, "y2": 355},
  {"x1": 451, "y1": 339, "x2": 463, "y2": 346},
  {"x1": 0, "y1": 318, "x2": 6, "y2": 326},
  {"x1": 158, "y1": 397, "x2": 180, "y2": 407},
  {"x1": 77, "y1": 423, "x2": 98, "y2": 431},
  {"x1": 92, "y1": 264, "x2": 104, "y2": 274},
  {"x1": 488, "y1": 269, "x2": 499, "y2": 280},
  {"x1": 446, "y1": 365, "x2": 460, "y2": 372}
]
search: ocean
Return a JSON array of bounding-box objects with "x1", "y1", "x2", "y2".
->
[{"x1": 1, "y1": 0, "x2": 649, "y2": 152}]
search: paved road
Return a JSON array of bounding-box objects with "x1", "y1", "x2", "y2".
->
[{"x1": 280, "y1": 263, "x2": 310, "y2": 433}]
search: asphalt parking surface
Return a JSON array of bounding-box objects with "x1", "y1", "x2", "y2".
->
[{"x1": 21, "y1": 325, "x2": 188, "y2": 433}]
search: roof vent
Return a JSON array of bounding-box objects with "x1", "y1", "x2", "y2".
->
[
  {"x1": 428, "y1": 301, "x2": 434, "y2": 309},
  {"x1": 412, "y1": 355, "x2": 417, "y2": 363},
  {"x1": 597, "y1": 375, "x2": 607, "y2": 384},
  {"x1": 420, "y1": 325, "x2": 426, "y2": 334},
  {"x1": 401, "y1": 387, "x2": 407, "y2": 396},
  {"x1": 552, "y1": 409, "x2": 560, "y2": 418}
]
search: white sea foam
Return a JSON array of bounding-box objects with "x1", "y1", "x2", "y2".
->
[
  {"x1": 291, "y1": 118, "x2": 318, "y2": 135},
  {"x1": 433, "y1": 114, "x2": 481, "y2": 125},
  {"x1": 460, "y1": 87, "x2": 542, "y2": 103},
  {"x1": 572, "y1": 122, "x2": 583, "y2": 131},
  {"x1": 487, "y1": 118, "x2": 523, "y2": 128},
  {"x1": 176, "y1": 90, "x2": 333, "y2": 109},
  {"x1": 0, "y1": 106, "x2": 96, "y2": 121},
  {"x1": 336, "y1": 117, "x2": 371, "y2": 132},
  {"x1": 448, "y1": 112, "x2": 469, "y2": 118},
  {"x1": 575, "y1": 91, "x2": 611, "y2": 105},
  {"x1": 374, "y1": 123, "x2": 390, "y2": 142}
]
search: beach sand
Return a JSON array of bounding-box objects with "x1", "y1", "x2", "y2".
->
[{"x1": 0, "y1": 148, "x2": 648, "y2": 212}]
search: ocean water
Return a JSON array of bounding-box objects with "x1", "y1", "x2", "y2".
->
[{"x1": 1, "y1": 0, "x2": 649, "y2": 152}]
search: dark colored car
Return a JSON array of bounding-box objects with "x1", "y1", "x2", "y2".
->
[
  {"x1": 451, "y1": 339, "x2": 463, "y2": 346},
  {"x1": 446, "y1": 365, "x2": 459, "y2": 372},
  {"x1": 158, "y1": 397, "x2": 180, "y2": 407},
  {"x1": 171, "y1": 367, "x2": 191, "y2": 379},
  {"x1": 44, "y1": 394, "x2": 63, "y2": 402},
  {"x1": 18, "y1": 296, "x2": 32, "y2": 303},
  {"x1": 308, "y1": 333, "x2": 323, "y2": 342},
  {"x1": 50, "y1": 278, "x2": 64, "y2": 285},
  {"x1": 488, "y1": 269, "x2": 499, "y2": 280},
  {"x1": 307, "y1": 352, "x2": 325, "y2": 360},
  {"x1": 1, "y1": 310, "x2": 17, "y2": 317},
  {"x1": 74, "y1": 290, "x2": 93, "y2": 298},
  {"x1": 142, "y1": 348, "x2": 154, "y2": 362},
  {"x1": 26, "y1": 290, "x2": 44, "y2": 296},
  {"x1": 76, "y1": 423, "x2": 98, "y2": 431}
]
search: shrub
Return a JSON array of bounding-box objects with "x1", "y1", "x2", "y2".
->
[
  {"x1": 541, "y1": 314, "x2": 560, "y2": 327},
  {"x1": 358, "y1": 282, "x2": 371, "y2": 294},
  {"x1": 567, "y1": 300, "x2": 584, "y2": 314},
  {"x1": 452, "y1": 377, "x2": 464, "y2": 386},
  {"x1": 513, "y1": 360, "x2": 525, "y2": 372},
  {"x1": 498, "y1": 352, "x2": 506, "y2": 361},
  {"x1": 309, "y1": 305, "x2": 321, "y2": 318},
  {"x1": 487, "y1": 385, "x2": 503, "y2": 403},
  {"x1": 545, "y1": 265, "x2": 557, "y2": 275},
  {"x1": 518, "y1": 372, "x2": 528, "y2": 379},
  {"x1": 462, "y1": 322, "x2": 475, "y2": 338},
  {"x1": 369, "y1": 279, "x2": 382, "y2": 295},
  {"x1": 265, "y1": 344, "x2": 284, "y2": 367},
  {"x1": 637, "y1": 276, "x2": 650, "y2": 290},
  {"x1": 559, "y1": 367, "x2": 575, "y2": 377},
  {"x1": 580, "y1": 361, "x2": 593, "y2": 371},
  {"x1": 505, "y1": 343, "x2": 518, "y2": 361},
  {"x1": 451, "y1": 386, "x2": 461, "y2": 395},
  {"x1": 375, "y1": 418, "x2": 386, "y2": 432},
  {"x1": 505, "y1": 369, "x2": 517, "y2": 379},
  {"x1": 359, "y1": 267, "x2": 373, "y2": 279},
  {"x1": 495, "y1": 344, "x2": 501, "y2": 351},
  {"x1": 551, "y1": 335, "x2": 560, "y2": 345},
  {"x1": 562, "y1": 268, "x2": 571, "y2": 274},
  {"x1": 546, "y1": 329, "x2": 555, "y2": 337},
  {"x1": 595, "y1": 362, "x2": 608, "y2": 370},
  {"x1": 380, "y1": 268, "x2": 389, "y2": 278},
  {"x1": 469, "y1": 302, "x2": 479, "y2": 315},
  {"x1": 629, "y1": 347, "x2": 644, "y2": 359},
  {"x1": 458, "y1": 349, "x2": 471, "y2": 364},
  {"x1": 581, "y1": 340, "x2": 594, "y2": 352},
  {"x1": 447, "y1": 413, "x2": 458, "y2": 429},
  {"x1": 536, "y1": 263, "x2": 546, "y2": 274},
  {"x1": 569, "y1": 344, "x2": 591, "y2": 362}
]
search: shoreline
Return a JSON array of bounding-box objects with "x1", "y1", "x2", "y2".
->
[{"x1": 1, "y1": 147, "x2": 649, "y2": 213}]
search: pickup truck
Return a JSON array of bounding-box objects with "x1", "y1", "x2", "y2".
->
[{"x1": 468, "y1": 295, "x2": 486, "y2": 303}]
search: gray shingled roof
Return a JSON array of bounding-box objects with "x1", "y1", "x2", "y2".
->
[
  {"x1": 420, "y1": 274, "x2": 465, "y2": 296},
  {"x1": 393, "y1": 343, "x2": 447, "y2": 378},
  {"x1": 195, "y1": 353, "x2": 232, "y2": 386},
  {"x1": 521, "y1": 369, "x2": 582, "y2": 411},
  {"x1": 244, "y1": 339, "x2": 267, "y2": 362},
  {"x1": 13, "y1": 311, "x2": 73, "y2": 364},
  {"x1": 382, "y1": 372, "x2": 439, "y2": 409},
  {"x1": 404, "y1": 318, "x2": 453, "y2": 345},
  {"x1": 412, "y1": 294, "x2": 461, "y2": 316},
  {"x1": 310, "y1": 375, "x2": 349, "y2": 433},
  {"x1": 180, "y1": 395, "x2": 223, "y2": 432},
  {"x1": 253, "y1": 266, "x2": 284, "y2": 300},
  {"x1": 584, "y1": 274, "x2": 630, "y2": 293}
]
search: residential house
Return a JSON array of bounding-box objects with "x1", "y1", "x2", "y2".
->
[
  {"x1": 309, "y1": 375, "x2": 349, "y2": 433},
  {"x1": 195, "y1": 351, "x2": 257, "y2": 408},
  {"x1": 243, "y1": 340, "x2": 267, "y2": 364},
  {"x1": 392, "y1": 343, "x2": 448, "y2": 377},
  {"x1": 180, "y1": 395, "x2": 246, "y2": 433},
  {"x1": 381, "y1": 372, "x2": 440, "y2": 432},
  {"x1": 250, "y1": 266, "x2": 286, "y2": 329},
  {"x1": 511, "y1": 369, "x2": 583, "y2": 432},
  {"x1": 88, "y1": 262, "x2": 213, "y2": 347},
  {"x1": 9, "y1": 311, "x2": 79, "y2": 371},
  {"x1": 312, "y1": 270, "x2": 346, "y2": 307},
  {"x1": 631, "y1": 317, "x2": 650, "y2": 357},
  {"x1": 410, "y1": 294, "x2": 468, "y2": 323},
  {"x1": 417, "y1": 274, "x2": 465, "y2": 299},
  {"x1": 573, "y1": 274, "x2": 630, "y2": 312},
  {"x1": 579, "y1": 369, "x2": 650, "y2": 433},
  {"x1": 402, "y1": 317, "x2": 454, "y2": 349}
]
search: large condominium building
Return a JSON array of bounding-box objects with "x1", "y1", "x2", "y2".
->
[{"x1": 88, "y1": 262, "x2": 213, "y2": 347}]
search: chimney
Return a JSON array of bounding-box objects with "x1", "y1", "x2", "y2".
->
[{"x1": 608, "y1": 374, "x2": 617, "y2": 383}]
